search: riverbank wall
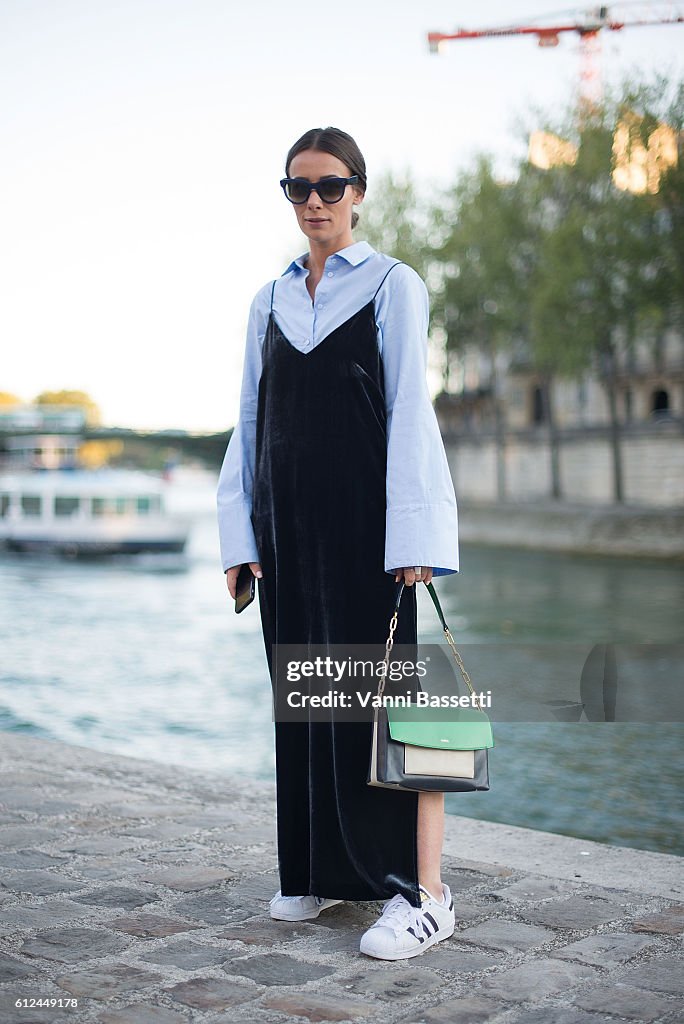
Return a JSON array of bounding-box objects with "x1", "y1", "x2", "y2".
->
[{"x1": 457, "y1": 498, "x2": 684, "y2": 559}]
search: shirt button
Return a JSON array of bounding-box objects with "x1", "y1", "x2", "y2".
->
[{"x1": 327, "y1": 271, "x2": 333, "y2": 277}]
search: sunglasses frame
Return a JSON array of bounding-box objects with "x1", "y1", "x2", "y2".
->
[{"x1": 280, "y1": 175, "x2": 359, "y2": 205}]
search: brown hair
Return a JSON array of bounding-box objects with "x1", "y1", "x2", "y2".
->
[{"x1": 285, "y1": 127, "x2": 367, "y2": 230}]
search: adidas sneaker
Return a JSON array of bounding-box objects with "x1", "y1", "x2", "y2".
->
[
  {"x1": 269, "y1": 890, "x2": 344, "y2": 921},
  {"x1": 359, "y1": 883, "x2": 455, "y2": 960}
]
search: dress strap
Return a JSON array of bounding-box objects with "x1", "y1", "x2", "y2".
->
[{"x1": 372, "y1": 260, "x2": 404, "y2": 302}]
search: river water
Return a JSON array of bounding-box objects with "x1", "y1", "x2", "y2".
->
[{"x1": 1, "y1": 468, "x2": 681, "y2": 856}]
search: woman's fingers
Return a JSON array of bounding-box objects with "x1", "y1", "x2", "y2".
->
[
  {"x1": 225, "y1": 566, "x2": 240, "y2": 599},
  {"x1": 393, "y1": 567, "x2": 433, "y2": 586},
  {"x1": 226, "y1": 562, "x2": 263, "y2": 600}
]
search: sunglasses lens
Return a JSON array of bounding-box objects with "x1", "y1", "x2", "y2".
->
[
  {"x1": 317, "y1": 179, "x2": 345, "y2": 202},
  {"x1": 283, "y1": 178, "x2": 350, "y2": 203},
  {"x1": 286, "y1": 180, "x2": 310, "y2": 203}
]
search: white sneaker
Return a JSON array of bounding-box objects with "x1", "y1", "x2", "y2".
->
[
  {"x1": 269, "y1": 890, "x2": 344, "y2": 921},
  {"x1": 359, "y1": 884, "x2": 455, "y2": 960}
]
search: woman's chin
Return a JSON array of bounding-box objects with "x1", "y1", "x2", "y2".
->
[{"x1": 302, "y1": 225, "x2": 332, "y2": 243}]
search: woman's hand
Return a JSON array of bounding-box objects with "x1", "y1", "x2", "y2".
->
[
  {"x1": 225, "y1": 562, "x2": 262, "y2": 599},
  {"x1": 394, "y1": 566, "x2": 433, "y2": 587}
]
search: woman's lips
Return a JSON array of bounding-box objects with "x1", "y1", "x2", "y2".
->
[{"x1": 306, "y1": 219, "x2": 328, "y2": 225}]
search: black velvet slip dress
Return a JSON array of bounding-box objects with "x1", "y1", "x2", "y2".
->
[{"x1": 251, "y1": 261, "x2": 421, "y2": 909}]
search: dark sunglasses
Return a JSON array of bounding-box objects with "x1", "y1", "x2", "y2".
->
[{"x1": 280, "y1": 175, "x2": 359, "y2": 205}]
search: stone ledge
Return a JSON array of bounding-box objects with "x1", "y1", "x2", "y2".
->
[
  {"x1": 0, "y1": 733, "x2": 681, "y2": 1024},
  {"x1": 456, "y1": 499, "x2": 684, "y2": 558}
]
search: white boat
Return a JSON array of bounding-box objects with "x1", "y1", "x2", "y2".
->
[{"x1": 0, "y1": 469, "x2": 191, "y2": 555}]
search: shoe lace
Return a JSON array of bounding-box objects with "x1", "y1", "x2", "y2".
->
[{"x1": 373, "y1": 893, "x2": 424, "y2": 938}]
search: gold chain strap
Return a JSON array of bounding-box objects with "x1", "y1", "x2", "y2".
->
[
  {"x1": 377, "y1": 606, "x2": 399, "y2": 700},
  {"x1": 376, "y1": 585, "x2": 484, "y2": 711}
]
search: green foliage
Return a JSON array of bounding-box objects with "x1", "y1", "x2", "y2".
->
[
  {"x1": 433, "y1": 70, "x2": 683, "y2": 385},
  {"x1": 528, "y1": 72, "x2": 682, "y2": 373},
  {"x1": 434, "y1": 156, "x2": 532, "y2": 359},
  {"x1": 357, "y1": 169, "x2": 434, "y2": 280},
  {"x1": 350, "y1": 71, "x2": 683, "y2": 392}
]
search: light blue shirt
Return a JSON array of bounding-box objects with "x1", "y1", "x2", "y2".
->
[{"x1": 216, "y1": 240, "x2": 459, "y2": 576}]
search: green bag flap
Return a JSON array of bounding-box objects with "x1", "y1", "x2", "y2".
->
[{"x1": 386, "y1": 705, "x2": 494, "y2": 750}]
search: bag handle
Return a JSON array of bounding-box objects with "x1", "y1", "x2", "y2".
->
[{"x1": 377, "y1": 581, "x2": 482, "y2": 709}]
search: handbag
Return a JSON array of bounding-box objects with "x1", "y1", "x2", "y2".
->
[{"x1": 367, "y1": 580, "x2": 494, "y2": 793}]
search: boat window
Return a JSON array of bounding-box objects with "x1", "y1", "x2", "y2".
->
[
  {"x1": 55, "y1": 496, "x2": 80, "y2": 516},
  {"x1": 0, "y1": 494, "x2": 9, "y2": 517},
  {"x1": 91, "y1": 497, "x2": 133, "y2": 516},
  {"x1": 21, "y1": 495, "x2": 42, "y2": 516},
  {"x1": 136, "y1": 495, "x2": 161, "y2": 514}
]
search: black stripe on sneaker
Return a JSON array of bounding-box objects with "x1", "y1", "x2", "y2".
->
[
  {"x1": 422, "y1": 920, "x2": 433, "y2": 937},
  {"x1": 407, "y1": 927, "x2": 425, "y2": 943},
  {"x1": 424, "y1": 911, "x2": 439, "y2": 932}
]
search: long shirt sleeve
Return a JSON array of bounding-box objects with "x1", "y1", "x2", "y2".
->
[
  {"x1": 216, "y1": 286, "x2": 268, "y2": 573},
  {"x1": 376, "y1": 263, "x2": 460, "y2": 577}
]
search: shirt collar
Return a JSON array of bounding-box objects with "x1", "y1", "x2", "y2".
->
[{"x1": 284, "y1": 240, "x2": 375, "y2": 275}]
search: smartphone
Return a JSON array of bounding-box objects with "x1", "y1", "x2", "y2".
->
[{"x1": 235, "y1": 563, "x2": 256, "y2": 614}]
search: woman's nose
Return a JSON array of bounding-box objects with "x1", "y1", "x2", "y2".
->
[{"x1": 306, "y1": 187, "x2": 323, "y2": 207}]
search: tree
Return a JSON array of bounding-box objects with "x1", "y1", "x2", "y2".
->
[
  {"x1": 432, "y1": 156, "x2": 531, "y2": 499},
  {"x1": 358, "y1": 168, "x2": 434, "y2": 281},
  {"x1": 34, "y1": 389, "x2": 101, "y2": 427},
  {"x1": 0, "y1": 392, "x2": 22, "y2": 407},
  {"x1": 620, "y1": 75, "x2": 684, "y2": 331},
  {"x1": 529, "y1": 76, "x2": 680, "y2": 503}
]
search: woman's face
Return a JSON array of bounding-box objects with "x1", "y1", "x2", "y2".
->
[{"x1": 287, "y1": 148, "x2": 363, "y2": 249}]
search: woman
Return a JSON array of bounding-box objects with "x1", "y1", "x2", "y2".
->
[{"x1": 217, "y1": 127, "x2": 460, "y2": 961}]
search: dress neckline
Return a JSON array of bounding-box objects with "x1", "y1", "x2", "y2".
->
[{"x1": 267, "y1": 302, "x2": 375, "y2": 358}]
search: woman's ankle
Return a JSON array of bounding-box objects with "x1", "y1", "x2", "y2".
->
[{"x1": 419, "y1": 880, "x2": 445, "y2": 902}]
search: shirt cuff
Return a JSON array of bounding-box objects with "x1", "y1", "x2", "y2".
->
[
  {"x1": 384, "y1": 503, "x2": 460, "y2": 576},
  {"x1": 217, "y1": 498, "x2": 260, "y2": 573}
]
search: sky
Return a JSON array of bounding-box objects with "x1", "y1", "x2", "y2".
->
[{"x1": 2, "y1": 1, "x2": 683, "y2": 432}]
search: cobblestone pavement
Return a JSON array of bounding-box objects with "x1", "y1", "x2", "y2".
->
[{"x1": 0, "y1": 734, "x2": 681, "y2": 1024}]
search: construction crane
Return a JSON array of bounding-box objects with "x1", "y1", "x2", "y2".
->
[{"x1": 428, "y1": 4, "x2": 684, "y2": 106}]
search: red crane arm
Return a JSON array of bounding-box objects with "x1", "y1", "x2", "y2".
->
[
  {"x1": 428, "y1": 25, "x2": 594, "y2": 46},
  {"x1": 428, "y1": 8, "x2": 684, "y2": 49}
]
